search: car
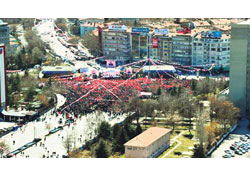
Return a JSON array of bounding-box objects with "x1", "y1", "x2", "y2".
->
[
  {"x1": 225, "y1": 150, "x2": 234, "y2": 154},
  {"x1": 230, "y1": 146, "x2": 236, "y2": 150},
  {"x1": 245, "y1": 134, "x2": 250, "y2": 139},
  {"x1": 235, "y1": 150, "x2": 243, "y2": 155},
  {"x1": 223, "y1": 154, "x2": 232, "y2": 158}
]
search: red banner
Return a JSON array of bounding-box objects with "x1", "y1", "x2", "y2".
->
[{"x1": 152, "y1": 38, "x2": 158, "y2": 48}]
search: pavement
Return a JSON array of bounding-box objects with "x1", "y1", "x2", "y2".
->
[
  {"x1": 34, "y1": 19, "x2": 97, "y2": 75},
  {"x1": 0, "y1": 92, "x2": 127, "y2": 158},
  {"x1": 211, "y1": 117, "x2": 250, "y2": 158}
]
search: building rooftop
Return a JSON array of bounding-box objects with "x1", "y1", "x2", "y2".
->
[
  {"x1": 238, "y1": 20, "x2": 250, "y2": 25},
  {"x1": 124, "y1": 127, "x2": 171, "y2": 147}
]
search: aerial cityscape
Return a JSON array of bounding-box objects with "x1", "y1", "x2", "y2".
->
[{"x1": 0, "y1": 18, "x2": 250, "y2": 158}]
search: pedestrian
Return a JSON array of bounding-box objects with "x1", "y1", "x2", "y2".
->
[{"x1": 13, "y1": 140, "x2": 15, "y2": 145}]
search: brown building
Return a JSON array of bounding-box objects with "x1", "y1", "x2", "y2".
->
[{"x1": 124, "y1": 127, "x2": 171, "y2": 158}]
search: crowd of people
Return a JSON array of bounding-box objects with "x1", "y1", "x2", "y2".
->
[{"x1": 56, "y1": 75, "x2": 192, "y2": 118}]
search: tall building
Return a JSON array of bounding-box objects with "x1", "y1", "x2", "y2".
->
[
  {"x1": 192, "y1": 31, "x2": 231, "y2": 66},
  {"x1": 0, "y1": 20, "x2": 10, "y2": 45},
  {"x1": 101, "y1": 25, "x2": 131, "y2": 61},
  {"x1": 172, "y1": 34, "x2": 193, "y2": 65},
  {"x1": 229, "y1": 21, "x2": 250, "y2": 116},
  {"x1": 0, "y1": 45, "x2": 7, "y2": 111},
  {"x1": 149, "y1": 34, "x2": 172, "y2": 62}
]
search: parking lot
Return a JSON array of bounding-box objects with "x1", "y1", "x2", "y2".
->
[{"x1": 211, "y1": 117, "x2": 250, "y2": 158}]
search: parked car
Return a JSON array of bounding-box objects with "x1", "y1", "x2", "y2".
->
[
  {"x1": 235, "y1": 150, "x2": 243, "y2": 155},
  {"x1": 223, "y1": 154, "x2": 232, "y2": 158}
]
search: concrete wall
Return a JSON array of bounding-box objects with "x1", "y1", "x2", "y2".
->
[{"x1": 229, "y1": 24, "x2": 249, "y2": 116}]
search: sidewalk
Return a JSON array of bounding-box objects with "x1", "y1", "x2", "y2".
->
[{"x1": 162, "y1": 130, "x2": 185, "y2": 158}]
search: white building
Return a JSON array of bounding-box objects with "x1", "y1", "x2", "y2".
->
[
  {"x1": 192, "y1": 31, "x2": 231, "y2": 66},
  {"x1": 0, "y1": 45, "x2": 7, "y2": 111},
  {"x1": 124, "y1": 127, "x2": 171, "y2": 158}
]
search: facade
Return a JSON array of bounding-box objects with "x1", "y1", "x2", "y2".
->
[
  {"x1": 172, "y1": 34, "x2": 193, "y2": 65},
  {"x1": 80, "y1": 23, "x2": 97, "y2": 38},
  {"x1": 0, "y1": 20, "x2": 10, "y2": 45},
  {"x1": 101, "y1": 25, "x2": 131, "y2": 61},
  {"x1": 124, "y1": 127, "x2": 171, "y2": 158},
  {"x1": 131, "y1": 28, "x2": 150, "y2": 60},
  {"x1": 150, "y1": 34, "x2": 172, "y2": 62},
  {"x1": 192, "y1": 32, "x2": 231, "y2": 66},
  {"x1": 0, "y1": 45, "x2": 7, "y2": 111},
  {"x1": 229, "y1": 21, "x2": 250, "y2": 116}
]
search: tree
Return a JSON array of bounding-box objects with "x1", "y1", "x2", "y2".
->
[
  {"x1": 68, "y1": 36, "x2": 81, "y2": 45},
  {"x1": 32, "y1": 47, "x2": 44, "y2": 64},
  {"x1": 135, "y1": 123, "x2": 142, "y2": 136},
  {"x1": 97, "y1": 121, "x2": 112, "y2": 141},
  {"x1": 25, "y1": 87, "x2": 36, "y2": 102},
  {"x1": 63, "y1": 134, "x2": 74, "y2": 154},
  {"x1": 95, "y1": 138, "x2": 110, "y2": 158},
  {"x1": 124, "y1": 121, "x2": 136, "y2": 140},
  {"x1": 0, "y1": 141, "x2": 9, "y2": 158},
  {"x1": 115, "y1": 128, "x2": 129, "y2": 154},
  {"x1": 21, "y1": 18, "x2": 34, "y2": 30},
  {"x1": 81, "y1": 31, "x2": 101, "y2": 56},
  {"x1": 57, "y1": 23, "x2": 68, "y2": 32},
  {"x1": 112, "y1": 123, "x2": 121, "y2": 140}
]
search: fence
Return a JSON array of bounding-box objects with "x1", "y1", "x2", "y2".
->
[{"x1": 206, "y1": 124, "x2": 238, "y2": 157}]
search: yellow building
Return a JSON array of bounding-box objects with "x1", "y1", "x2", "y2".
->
[{"x1": 124, "y1": 127, "x2": 171, "y2": 158}]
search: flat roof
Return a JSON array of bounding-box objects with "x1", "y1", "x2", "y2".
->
[
  {"x1": 124, "y1": 127, "x2": 171, "y2": 147},
  {"x1": 238, "y1": 20, "x2": 250, "y2": 25}
]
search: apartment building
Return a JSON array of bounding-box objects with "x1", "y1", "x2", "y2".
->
[
  {"x1": 172, "y1": 34, "x2": 193, "y2": 65},
  {"x1": 124, "y1": 127, "x2": 171, "y2": 158},
  {"x1": 150, "y1": 34, "x2": 172, "y2": 62},
  {"x1": 192, "y1": 31, "x2": 231, "y2": 66},
  {"x1": 0, "y1": 20, "x2": 10, "y2": 45},
  {"x1": 101, "y1": 25, "x2": 131, "y2": 61}
]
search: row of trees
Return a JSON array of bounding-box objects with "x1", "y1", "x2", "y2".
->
[{"x1": 72, "y1": 120, "x2": 142, "y2": 158}]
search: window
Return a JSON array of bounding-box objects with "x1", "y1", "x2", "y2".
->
[{"x1": 127, "y1": 147, "x2": 132, "y2": 150}]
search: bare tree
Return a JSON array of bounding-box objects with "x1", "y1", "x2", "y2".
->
[{"x1": 63, "y1": 134, "x2": 74, "y2": 154}]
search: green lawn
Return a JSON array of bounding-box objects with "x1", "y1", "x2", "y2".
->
[{"x1": 163, "y1": 130, "x2": 195, "y2": 158}]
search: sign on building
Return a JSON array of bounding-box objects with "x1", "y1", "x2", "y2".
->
[
  {"x1": 152, "y1": 38, "x2": 158, "y2": 48},
  {"x1": 0, "y1": 45, "x2": 6, "y2": 110},
  {"x1": 132, "y1": 27, "x2": 149, "y2": 33},
  {"x1": 108, "y1": 25, "x2": 127, "y2": 31},
  {"x1": 201, "y1": 31, "x2": 222, "y2": 39},
  {"x1": 154, "y1": 28, "x2": 169, "y2": 35}
]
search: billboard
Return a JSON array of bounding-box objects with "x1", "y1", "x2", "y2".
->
[
  {"x1": 132, "y1": 27, "x2": 149, "y2": 33},
  {"x1": 152, "y1": 38, "x2": 158, "y2": 48},
  {"x1": 108, "y1": 25, "x2": 127, "y2": 31},
  {"x1": 201, "y1": 31, "x2": 222, "y2": 39},
  {"x1": 0, "y1": 45, "x2": 6, "y2": 110},
  {"x1": 154, "y1": 28, "x2": 169, "y2": 35}
]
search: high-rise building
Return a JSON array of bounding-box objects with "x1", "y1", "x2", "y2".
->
[
  {"x1": 229, "y1": 21, "x2": 250, "y2": 116},
  {"x1": 101, "y1": 25, "x2": 131, "y2": 62},
  {"x1": 192, "y1": 31, "x2": 231, "y2": 66},
  {"x1": 0, "y1": 45, "x2": 7, "y2": 111},
  {"x1": 149, "y1": 34, "x2": 172, "y2": 62},
  {"x1": 0, "y1": 20, "x2": 10, "y2": 45},
  {"x1": 172, "y1": 34, "x2": 193, "y2": 65}
]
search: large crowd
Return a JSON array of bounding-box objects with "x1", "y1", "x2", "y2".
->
[{"x1": 56, "y1": 75, "x2": 192, "y2": 118}]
